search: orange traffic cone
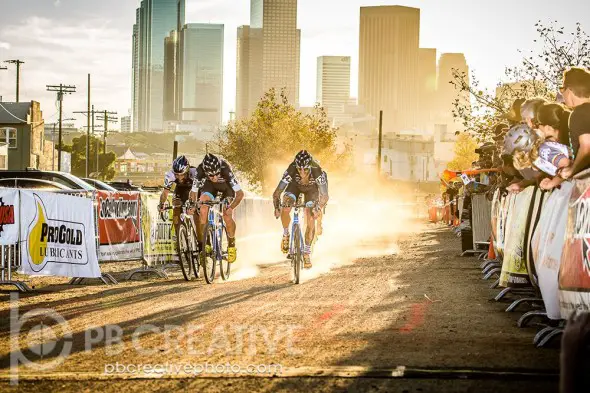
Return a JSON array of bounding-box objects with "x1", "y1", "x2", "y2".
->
[{"x1": 487, "y1": 237, "x2": 496, "y2": 260}]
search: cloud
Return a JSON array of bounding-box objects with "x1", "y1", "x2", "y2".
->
[
  {"x1": 54, "y1": 0, "x2": 61, "y2": 7},
  {"x1": 0, "y1": 16, "x2": 131, "y2": 125},
  {"x1": 0, "y1": 41, "x2": 10, "y2": 50}
]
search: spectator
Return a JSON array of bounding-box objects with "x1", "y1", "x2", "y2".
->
[
  {"x1": 558, "y1": 67, "x2": 590, "y2": 179},
  {"x1": 502, "y1": 123, "x2": 542, "y2": 192},
  {"x1": 520, "y1": 97, "x2": 548, "y2": 129},
  {"x1": 501, "y1": 98, "x2": 526, "y2": 126},
  {"x1": 534, "y1": 103, "x2": 572, "y2": 190},
  {"x1": 560, "y1": 310, "x2": 590, "y2": 393}
]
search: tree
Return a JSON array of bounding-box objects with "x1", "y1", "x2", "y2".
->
[
  {"x1": 218, "y1": 88, "x2": 352, "y2": 193},
  {"x1": 64, "y1": 135, "x2": 116, "y2": 180},
  {"x1": 450, "y1": 21, "x2": 590, "y2": 142},
  {"x1": 447, "y1": 134, "x2": 479, "y2": 171}
]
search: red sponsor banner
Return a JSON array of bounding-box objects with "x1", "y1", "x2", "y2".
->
[
  {"x1": 97, "y1": 191, "x2": 142, "y2": 261},
  {"x1": 559, "y1": 176, "x2": 590, "y2": 317}
]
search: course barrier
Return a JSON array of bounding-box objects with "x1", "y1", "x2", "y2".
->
[
  {"x1": 459, "y1": 168, "x2": 590, "y2": 347},
  {"x1": 0, "y1": 187, "x2": 278, "y2": 291}
]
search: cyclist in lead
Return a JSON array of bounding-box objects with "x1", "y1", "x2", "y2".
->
[
  {"x1": 189, "y1": 153, "x2": 244, "y2": 265},
  {"x1": 273, "y1": 150, "x2": 329, "y2": 269},
  {"x1": 158, "y1": 155, "x2": 199, "y2": 236}
]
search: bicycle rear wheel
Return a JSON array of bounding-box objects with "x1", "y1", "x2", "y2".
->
[
  {"x1": 202, "y1": 222, "x2": 216, "y2": 284},
  {"x1": 292, "y1": 224, "x2": 302, "y2": 284},
  {"x1": 176, "y1": 223, "x2": 193, "y2": 281},
  {"x1": 219, "y1": 225, "x2": 231, "y2": 281}
]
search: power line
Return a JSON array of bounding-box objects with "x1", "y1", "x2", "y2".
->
[{"x1": 47, "y1": 83, "x2": 76, "y2": 171}]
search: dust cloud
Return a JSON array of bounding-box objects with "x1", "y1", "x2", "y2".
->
[{"x1": 225, "y1": 167, "x2": 424, "y2": 284}]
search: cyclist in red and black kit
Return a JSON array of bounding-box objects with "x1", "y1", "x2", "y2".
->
[
  {"x1": 189, "y1": 153, "x2": 244, "y2": 265},
  {"x1": 273, "y1": 150, "x2": 329, "y2": 269},
  {"x1": 158, "y1": 155, "x2": 199, "y2": 236}
]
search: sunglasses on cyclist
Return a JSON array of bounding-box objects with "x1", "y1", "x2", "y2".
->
[{"x1": 207, "y1": 172, "x2": 221, "y2": 178}]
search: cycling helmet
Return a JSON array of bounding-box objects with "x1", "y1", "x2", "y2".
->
[
  {"x1": 294, "y1": 150, "x2": 312, "y2": 169},
  {"x1": 202, "y1": 153, "x2": 221, "y2": 175},
  {"x1": 172, "y1": 155, "x2": 190, "y2": 174},
  {"x1": 502, "y1": 123, "x2": 538, "y2": 155}
]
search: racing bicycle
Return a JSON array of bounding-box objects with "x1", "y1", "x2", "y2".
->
[
  {"x1": 199, "y1": 196, "x2": 232, "y2": 284},
  {"x1": 284, "y1": 198, "x2": 317, "y2": 284},
  {"x1": 162, "y1": 200, "x2": 200, "y2": 281}
]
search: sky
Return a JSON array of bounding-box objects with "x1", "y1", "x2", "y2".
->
[{"x1": 0, "y1": 0, "x2": 589, "y2": 129}]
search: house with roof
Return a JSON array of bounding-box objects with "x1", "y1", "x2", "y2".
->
[{"x1": 0, "y1": 100, "x2": 58, "y2": 170}]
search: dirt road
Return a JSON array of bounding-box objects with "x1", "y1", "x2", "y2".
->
[{"x1": 0, "y1": 224, "x2": 559, "y2": 392}]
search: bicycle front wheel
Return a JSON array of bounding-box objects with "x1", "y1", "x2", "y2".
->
[
  {"x1": 292, "y1": 224, "x2": 302, "y2": 284},
  {"x1": 176, "y1": 223, "x2": 193, "y2": 281},
  {"x1": 219, "y1": 225, "x2": 231, "y2": 281},
  {"x1": 188, "y1": 222, "x2": 201, "y2": 280},
  {"x1": 202, "y1": 222, "x2": 216, "y2": 284}
]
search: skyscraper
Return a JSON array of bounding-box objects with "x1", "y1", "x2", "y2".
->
[
  {"x1": 178, "y1": 23, "x2": 224, "y2": 126},
  {"x1": 131, "y1": 8, "x2": 141, "y2": 132},
  {"x1": 163, "y1": 30, "x2": 177, "y2": 122},
  {"x1": 236, "y1": 0, "x2": 300, "y2": 119},
  {"x1": 358, "y1": 6, "x2": 420, "y2": 132},
  {"x1": 132, "y1": 0, "x2": 184, "y2": 132},
  {"x1": 418, "y1": 48, "x2": 437, "y2": 128},
  {"x1": 316, "y1": 56, "x2": 351, "y2": 118},
  {"x1": 436, "y1": 53, "x2": 469, "y2": 133}
]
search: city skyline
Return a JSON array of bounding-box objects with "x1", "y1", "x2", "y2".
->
[
  {"x1": 237, "y1": 0, "x2": 300, "y2": 119},
  {"x1": 0, "y1": 0, "x2": 589, "y2": 129}
]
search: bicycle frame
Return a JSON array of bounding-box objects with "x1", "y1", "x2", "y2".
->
[
  {"x1": 203, "y1": 198, "x2": 228, "y2": 262},
  {"x1": 289, "y1": 203, "x2": 307, "y2": 259}
]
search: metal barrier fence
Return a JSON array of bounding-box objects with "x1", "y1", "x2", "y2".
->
[{"x1": 471, "y1": 194, "x2": 492, "y2": 250}]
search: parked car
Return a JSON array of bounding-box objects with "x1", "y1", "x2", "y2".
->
[
  {"x1": 107, "y1": 180, "x2": 144, "y2": 192},
  {"x1": 0, "y1": 178, "x2": 70, "y2": 191},
  {"x1": 0, "y1": 169, "x2": 95, "y2": 191},
  {"x1": 82, "y1": 178, "x2": 118, "y2": 191}
]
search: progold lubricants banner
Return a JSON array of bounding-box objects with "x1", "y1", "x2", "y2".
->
[
  {"x1": 97, "y1": 191, "x2": 142, "y2": 261},
  {"x1": 19, "y1": 190, "x2": 100, "y2": 278}
]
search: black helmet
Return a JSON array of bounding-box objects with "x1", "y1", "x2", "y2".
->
[
  {"x1": 294, "y1": 150, "x2": 312, "y2": 169},
  {"x1": 202, "y1": 153, "x2": 221, "y2": 175},
  {"x1": 172, "y1": 155, "x2": 190, "y2": 174}
]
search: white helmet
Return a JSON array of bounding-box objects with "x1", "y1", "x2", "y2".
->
[{"x1": 502, "y1": 123, "x2": 538, "y2": 155}]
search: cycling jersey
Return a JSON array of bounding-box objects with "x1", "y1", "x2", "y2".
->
[
  {"x1": 163, "y1": 166, "x2": 198, "y2": 191},
  {"x1": 191, "y1": 158, "x2": 242, "y2": 195},
  {"x1": 279, "y1": 160, "x2": 327, "y2": 190},
  {"x1": 273, "y1": 159, "x2": 328, "y2": 210}
]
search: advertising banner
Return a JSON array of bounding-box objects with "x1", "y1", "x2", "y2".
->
[
  {"x1": 140, "y1": 193, "x2": 177, "y2": 266},
  {"x1": 97, "y1": 191, "x2": 142, "y2": 261},
  {"x1": 0, "y1": 189, "x2": 18, "y2": 245},
  {"x1": 500, "y1": 187, "x2": 534, "y2": 288},
  {"x1": 18, "y1": 190, "x2": 100, "y2": 278},
  {"x1": 559, "y1": 175, "x2": 590, "y2": 317},
  {"x1": 531, "y1": 182, "x2": 573, "y2": 319}
]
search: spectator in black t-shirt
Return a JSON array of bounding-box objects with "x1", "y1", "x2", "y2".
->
[{"x1": 558, "y1": 67, "x2": 590, "y2": 179}]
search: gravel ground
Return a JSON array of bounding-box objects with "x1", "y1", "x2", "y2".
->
[{"x1": 0, "y1": 223, "x2": 560, "y2": 392}]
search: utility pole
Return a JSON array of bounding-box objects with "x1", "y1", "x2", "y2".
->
[
  {"x1": 96, "y1": 110, "x2": 117, "y2": 154},
  {"x1": 377, "y1": 110, "x2": 383, "y2": 176},
  {"x1": 5, "y1": 60, "x2": 24, "y2": 102},
  {"x1": 173, "y1": 141, "x2": 178, "y2": 159},
  {"x1": 96, "y1": 111, "x2": 117, "y2": 180},
  {"x1": 47, "y1": 84, "x2": 76, "y2": 171},
  {"x1": 86, "y1": 74, "x2": 90, "y2": 177}
]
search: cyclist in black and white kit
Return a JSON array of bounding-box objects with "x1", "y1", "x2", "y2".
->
[
  {"x1": 189, "y1": 153, "x2": 244, "y2": 264},
  {"x1": 158, "y1": 155, "x2": 198, "y2": 236},
  {"x1": 273, "y1": 150, "x2": 329, "y2": 269}
]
